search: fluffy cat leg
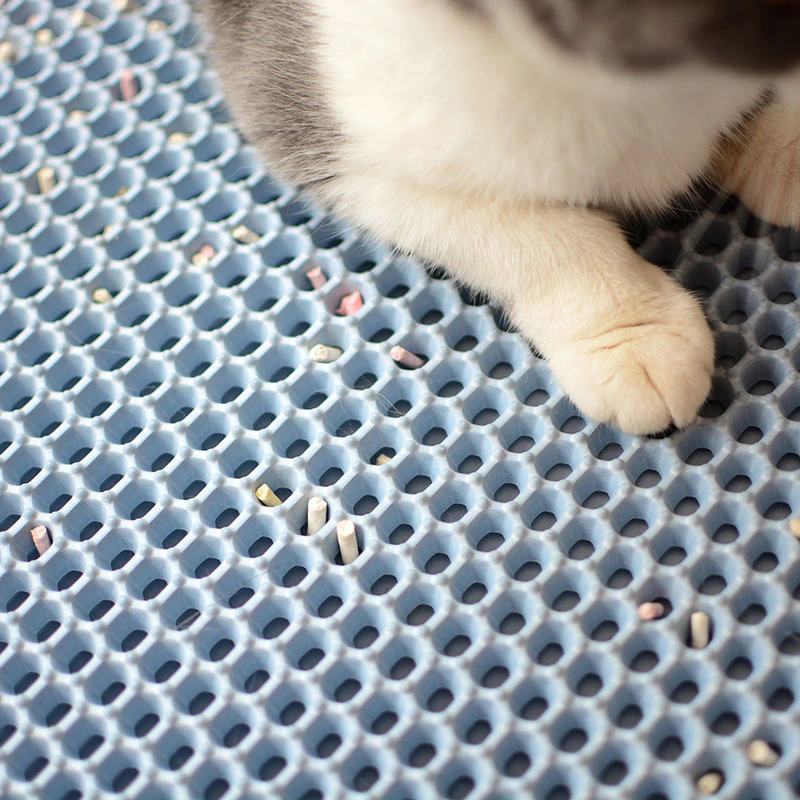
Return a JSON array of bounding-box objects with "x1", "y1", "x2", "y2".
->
[
  {"x1": 713, "y1": 100, "x2": 800, "y2": 227},
  {"x1": 328, "y1": 176, "x2": 714, "y2": 434}
]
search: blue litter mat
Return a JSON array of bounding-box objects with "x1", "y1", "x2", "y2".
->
[{"x1": 1, "y1": 2, "x2": 800, "y2": 798}]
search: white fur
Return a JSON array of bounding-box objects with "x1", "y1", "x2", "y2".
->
[{"x1": 310, "y1": 1, "x2": 780, "y2": 433}]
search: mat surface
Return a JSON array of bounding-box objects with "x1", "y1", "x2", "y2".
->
[{"x1": 0, "y1": 2, "x2": 799, "y2": 799}]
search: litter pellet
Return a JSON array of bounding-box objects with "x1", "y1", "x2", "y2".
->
[
  {"x1": 307, "y1": 496, "x2": 327, "y2": 535},
  {"x1": 114, "y1": 185, "x2": 129, "y2": 198},
  {"x1": 34, "y1": 28, "x2": 53, "y2": 46},
  {"x1": 36, "y1": 166, "x2": 56, "y2": 195},
  {"x1": 306, "y1": 266, "x2": 327, "y2": 289},
  {"x1": 255, "y1": 483, "x2": 282, "y2": 508},
  {"x1": 30, "y1": 525, "x2": 51, "y2": 556},
  {"x1": 790, "y1": 518, "x2": 800, "y2": 538},
  {"x1": 747, "y1": 739, "x2": 778, "y2": 768},
  {"x1": 689, "y1": 611, "x2": 711, "y2": 649},
  {"x1": 696, "y1": 770, "x2": 724, "y2": 796},
  {"x1": 147, "y1": 19, "x2": 167, "y2": 34},
  {"x1": 167, "y1": 131, "x2": 188, "y2": 146},
  {"x1": 119, "y1": 69, "x2": 138, "y2": 101},
  {"x1": 191, "y1": 243, "x2": 216, "y2": 266},
  {"x1": 70, "y1": 9, "x2": 99, "y2": 27},
  {"x1": 337, "y1": 520, "x2": 359, "y2": 564},
  {"x1": 0, "y1": 41, "x2": 16, "y2": 63},
  {"x1": 391, "y1": 345, "x2": 425, "y2": 369},
  {"x1": 336, "y1": 291, "x2": 363, "y2": 316},
  {"x1": 232, "y1": 224, "x2": 259, "y2": 244},
  {"x1": 91, "y1": 287, "x2": 113, "y2": 304},
  {"x1": 310, "y1": 344, "x2": 343, "y2": 364},
  {"x1": 637, "y1": 601, "x2": 665, "y2": 621},
  {"x1": 375, "y1": 453, "x2": 393, "y2": 466},
  {"x1": 67, "y1": 109, "x2": 86, "y2": 123}
]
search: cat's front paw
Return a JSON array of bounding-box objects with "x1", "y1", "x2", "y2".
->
[
  {"x1": 715, "y1": 103, "x2": 800, "y2": 228},
  {"x1": 547, "y1": 299, "x2": 714, "y2": 435}
]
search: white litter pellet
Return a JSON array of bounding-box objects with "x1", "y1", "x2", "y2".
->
[
  {"x1": 147, "y1": 19, "x2": 167, "y2": 33},
  {"x1": 337, "y1": 520, "x2": 358, "y2": 564},
  {"x1": 30, "y1": 525, "x2": 51, "y2": 556},
  {"x1": 306, "y1": 266, "x2": 326, "y2": 289},
  {"x1": 191, "y1": 244, "x2": 216, "y2": 266},
  {"x1": 789, "y1": 518, "x2": 800, "y2": 538},
  {"x1": 0, "y1": 41, "x2": 16, "y2": 63},
  {"x1": 637, "y1": 601, "x2": 665, "y2": 621},
  {"x1": 690, "y1": 611, "x2": 711, "y2": 649},
  {"x1": 34, "y1": 28, "x2": 53, "y2": 45},
  {"x1": 255, "y1": 484, "x2": 281, "y2": 508},
  {"x1": 747, "y1": 739, "x2": 778, "y2": 767},
  {"x1": 310, "y1": 344, "x2": 343, "y2": 364},
  {"x1": 375, "y1": 453, "x2": 392, "y2": 466},
  {"x1": 167, "y1": 131, "x2": 188, "y2": 146},
  {"x1": 232, "y1": 224, "x2": 259, "y2": 244},
  {"x1": 307, "y1": 497, "x2": 327, "y2": 535},
  {"x1": 696, "y1": 770, "x2": 723, "y2": 795},
  {"x1": 37, "y1": 166, "x2": 56, "y2": 195},
  {"x1": 91, "y1": 287, "x2": 113, "y2": 304},
  {"x1": 390, "y1": 345, "x2": 425, "y2": 369}
]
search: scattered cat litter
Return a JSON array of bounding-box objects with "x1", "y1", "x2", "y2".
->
[
  {"x1": 191, "y1": 243, "x2": 216, "y2": 266},
  {"x1": 336, "y1": 291, "x2": 363, "y2": 316},
  {"x1": 232, "y1": 224, "x2": 259, "y2": 244},
  {"x1": 307, "y1": 497, "x2": 327, "y2": 535},
  {"x1": 306, "y1": 265, "x2": 327, "y2": 289},
  {"x1": 70, "y1": 8, "x2": 99, "y2": 27},
  {"x1": 747, "y1": 739, "x2": 779, "y2": 768},
  {"x1": 0, "y1": 41, "x2": 15, "y2": 63},
  {"x1": 34, "y1": 28, "x2": 54, "y2": 45},
  {"x1": 119, "y1": 69, "x2": 138, "y2": 101},
  {"x1": 637, "y1": 601, "x2": 665, "y2": 621},
  {"x1": 789, "y1": 518, "x2": 800, "y2": 537},
  {"x1": 114, "y1": 186, "x2": 129, "y2": 198},
  {"x1": 375, "y1": 453, "x2": 393, "y2": 466},
  {"x1": 67, "y1": 109, "x2": 86, "y2": 123},
  {"x1": 167, "y1": 131, "x2": 189, "y2": 146},
  {"x1": 336, "y1": 520, "x2": 359, "y2": 564},
  {"x1": 696, "y1": 770, "x2": 724, "y2": 796},
  {"x1": 30, "y1": 525, "x2": 51, "y2": 556},
  {"x1": 689, "y1": 611, "x2": 711, "y2": 649},
  {"x1": 36, "y1": 166, "x2": 56, "y2": 195},
  {"x1": 255, "y1": 483, "x2": 281, "y2": 508},
  {"x1": 391, "y1": 345, "x2": 426, "y2": 369},
  {"x1": 147, "y1": 19, "x2": 167, "y2": 34},
  {"x1": 309, "y1": 344, "x2": 343, "y2": 364},
  {"x1": 91, "y1": 287, "x2": 113, "y2": 304}
]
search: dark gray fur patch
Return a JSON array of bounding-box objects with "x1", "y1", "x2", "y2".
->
[
  {"x1": 198, "y1": 0, "x2": 342, "y2": 191},
  {"x1": 516, "y1": 0, "x2": 800, "y2": 73}
]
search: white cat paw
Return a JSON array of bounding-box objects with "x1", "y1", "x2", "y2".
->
[{"x1": 547, "y1": 300, "x2": 715, "y2": 435}]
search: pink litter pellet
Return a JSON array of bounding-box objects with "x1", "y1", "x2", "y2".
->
[
  {"x1": 119, "y1": 68, "x2": 138, "y2": 101},
  {"x1": 390, "y1": 345, "x2": 426, "y2": 369},
  {"x1": 306, "y1": 266, "x2": 326, "y2": 290},
  {"x1": 336, "y1": 290, "x2": 363, "y2": 316},
  {"x1": 30, "y1": 525, "x2": 51, "y2": 556},
  {"x1": 637, "y1": 601, "x2": 665, "y2": 621}
]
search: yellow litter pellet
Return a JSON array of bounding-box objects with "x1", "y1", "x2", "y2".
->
[
  {"x1": 67, "y1": 109, "x2": 86, "y2": 123},
  {"x1": 167, "y1": 131, "x2": 188, "y2": 146},
  {"x1": 337, "y1": 520, "x2": 359, "y2": 564},
  {"x1": 789, "y1": 518, "x2": 800, "y2": 537},
  {"x1": 307, "y1": 497, "x2": 327, "y2": 535},
  {"x1": 690, "y1": 611, "x2": 711, "y2": 649},
  {"x1": 71, "y1": 9, "x2": 99, "y2": 27},
  {"x1": 147, "y1": 19, "x2": 167, "y2": 34},
  {"x1": 34, "y1": 28, "x2": 54, "y2": 46},
  {"x1": 697, "y1": 770, "x2": 723, "y2": 795},
  {"x1": 37, "y1": 166, "x2": 56, "y2": 195},
  {"x1": 375, "y1": 453, "x2": 392, "y2": 466},
  {"x1": 255, "y1": 484, "x2": 281, "y2": 508},
  {"x1": 747, "y1": 739, "x2": 778, "y2": 767},
  {"x1": 309, "y1": 344, "x2": 343, "y2": 364},
  {"x1": 232, "y1": 224, "x2": 259, "y2": 244},
  {"x1": 91, "y1": 287, "x2": 113, "y2": 304},
  {"x1": 0, "y1": 42, "x2": 14, "y2": 63},
  {"x1": 114, "y1": 185, "x2": 129, "y2": 198},
  {"x1": 191, "y1": 243, "x2": 216, "y2": 267},
  {"x1": 30, "y1": 525, "x2": 51, "y2": 556}
]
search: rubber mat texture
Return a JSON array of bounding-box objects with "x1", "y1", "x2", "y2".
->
[{"x1": 1, "y1": 1, "x2": 800, "y2": 799}]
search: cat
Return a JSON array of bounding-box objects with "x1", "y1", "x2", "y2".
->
[{"x1": 199, "y1": 0, "x2": 800, "y2": 434}]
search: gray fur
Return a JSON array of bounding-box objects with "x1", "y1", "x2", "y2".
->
[
  {"x1": 515, "y1": 0, "x2": 800, "y2": 73},
  {"x1": 199, "y1": 0, "x2": 342, "y2": 190}
]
